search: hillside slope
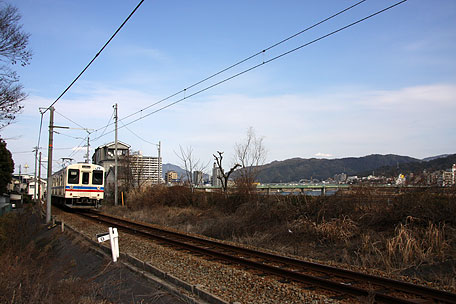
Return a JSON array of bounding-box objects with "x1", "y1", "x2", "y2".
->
[
  {"x1": 256, "y1": 154, "x2": 419, "y2": 183},
  {"x1": 359, "y1": 154, "x2": 456, "y2": 177}
]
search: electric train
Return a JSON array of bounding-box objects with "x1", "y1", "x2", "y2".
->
[{"x1": 51, "y1": 163, "x2": 105, "y2": 209}]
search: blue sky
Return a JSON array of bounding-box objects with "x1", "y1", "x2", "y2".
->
[{"x1": 2, "y1": 0, "x2": 456, "y2": 174}]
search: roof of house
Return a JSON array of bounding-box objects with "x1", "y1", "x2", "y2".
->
[{"x1": 96, "y1": 141, "x2": 131, "y2": 150}]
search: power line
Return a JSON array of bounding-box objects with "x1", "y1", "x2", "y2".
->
[
  {"x1": 114, "y1": 0, "x2": 368, "y2": 127},
  {"x1": 11, "y1": 150, "x2": 35, "y2": 154},
  {"x1": 91, "y1": 108, "x2": 115, "y2": 142},
  {"x1": 98, "y1": 0, "x2": 407, "y2": 138},
  {"x1": 36, "y1": 0, "x2": 369, "y2": 148},
  {"x1": 68, "y1": 135, "x2": 89, "y2": 159},
  {"x1": 55, "y1": 110, "x2": 87, "y2": 130},
  {"x1": 54, "y1": 131, "x2": 84, "y2": 140},
  {"x1": 119, "y1": 120, "x2": 157, "y2": 146},
  {"x1": 42, "y1": 0, "x2": 145, "y2": 114}
]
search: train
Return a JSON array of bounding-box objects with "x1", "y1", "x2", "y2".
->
[{"x1": 51, "y1": 163, "x2": 105, "y2": 209}]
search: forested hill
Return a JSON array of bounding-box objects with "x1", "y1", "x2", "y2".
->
[
  {"x1": 256, "y1": 154, "x2": 419, "y2": 183},
  {"x1": 358, "y1": 154, "x2": 456, "y2": 177}
]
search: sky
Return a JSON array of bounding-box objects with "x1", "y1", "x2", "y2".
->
[{"x1": 2, "y1": 0, "x2": 456, "y2": 175}]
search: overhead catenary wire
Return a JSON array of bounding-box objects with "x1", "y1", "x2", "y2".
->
[
  {"x1": 35, "y1": 0, "x2": 369, "y2": 150},
  {"x1": 119, "y1": 120, "x2": 158, "y2": 146},
  {"x1": 68, "y1": 135, "x2": 90, "y2": 159},
  {"x1": 35, "y1": 0, "x2": 406, "y2": 161},
  {"x1": 42, "y1": 0, "x2": 145, "y2": 114},
  {"x1": 91, "y1": 108, "x2": 115, "y2": 142},
  {"x1": 113, "y1": 0, "x2": 369, "y2": 126},
  {"x1": 11, "y1": 150, "x2": 35, "y2": 154},
  {"x1": 35, "y1": 0, "x2": 144, "y2": 162},
  {"x1": 97, "y1": 0, "x2": 407, "y2": 139},
  {"x1": 54, "y1": 131, "x2": 85, "y2": 140},
  {"x1": 55, "y1": 110, "x2": 87, "y2": 130}
]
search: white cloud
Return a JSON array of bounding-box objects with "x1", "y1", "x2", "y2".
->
[
  {"x1": 315, "y1": 153, "x2": 333, "y2": 158},
  {"x1": 5, "y1": 82, "x2": 456, "y2": 171},
  {"x1": 360, "y1": 84, "x2": 456, "y2": 110}
]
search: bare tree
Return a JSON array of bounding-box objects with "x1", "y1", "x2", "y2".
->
[
  {"x1": 175, "y1": 145, "x2": 209, "y2": 192},
  {"x1": 213, "y1": 151, "x2": 241, "y2": 193},
  {"x1": 234, "y1": 127, "x2": 267, "y2": 192},
  {"x1": 0, "y1": 3, "x2": 31, "y2": 129},
  {"x1": 118, "y1": 152, "x2": 134, "y2": 192}
]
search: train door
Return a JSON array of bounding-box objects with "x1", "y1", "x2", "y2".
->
[{"x1": 82, "y1": 171, "x2": 90, "y2": 185}]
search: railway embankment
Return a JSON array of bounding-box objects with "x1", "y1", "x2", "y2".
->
[
  {"x1": 0, "y1": 205, "x2": 188, "y2": 304},
  {"x1": 102, "y1": 185, "x2": 456, "y2": 295}
]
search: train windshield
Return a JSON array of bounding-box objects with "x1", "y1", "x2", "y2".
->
[
  {"x1": 68, "y1": 169, "x2": 79, "y2": 184},
  {"x1": 82, "y1": 172, "x2": 89, "y2": 185},
  {"x1": 92, "y1": 170, "x2": 103, "y2": 185}
]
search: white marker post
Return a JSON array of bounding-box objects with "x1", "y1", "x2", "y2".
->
[{"x1": 97, "y1": 227, "x2": 119, "y2": 262}]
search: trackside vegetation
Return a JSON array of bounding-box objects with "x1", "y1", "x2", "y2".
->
[
  {"x1": 105, "y1": 185, "x2": 456, "y2": 292},
  {"x1": 0, "y1": 207, "x2": 107, "y2": 304}
]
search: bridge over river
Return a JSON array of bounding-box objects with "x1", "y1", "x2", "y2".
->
[{"x1": 256, "y1": 183, "x2": 349, "y2": 195}]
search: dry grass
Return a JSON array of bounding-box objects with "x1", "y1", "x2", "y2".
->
[
  {"x1": 106, "y1": 185, "x2": 456, "y2": 291},
  {"x1": 0, "y1": 207, "x2": 106, "y2": 304},
  {"x1": 385, "y1": 218, "x2": 449, "y2": 270}
]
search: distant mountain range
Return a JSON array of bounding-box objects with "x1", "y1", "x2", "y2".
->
[
  {"x1": 255, "y1": 154, "x2": 418, "y2": 183},
  {"x1": 359, "y1": 154, "x2": 456, "y2": 178},
  {"x1": 255, "y1": 154, "x2": 456, "y2": 183},
  {"x1": 421, "y1": 154, "x2": 451, "y2": 162},
  {"x1": 163, "y1": 154, "x2": 455, "y2": 183}
]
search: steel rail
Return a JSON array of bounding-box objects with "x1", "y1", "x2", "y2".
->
[{"x1": 81, "y1": 210, "x2": 456, "y2": 304}]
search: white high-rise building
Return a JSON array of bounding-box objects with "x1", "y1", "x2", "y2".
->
[
  {"x1": 452, "y1": 164, "x2": 456, "y2": 185},
  {"x1": 131, "y1": 151, "x2": 162, "y2": 184}
]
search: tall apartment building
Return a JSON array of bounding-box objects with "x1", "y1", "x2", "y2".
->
[
  {"x1": 440, "y1": 164, "x2": 456, "y2": 187},
  {"x1": 193, "y1": 170, "x2": 203, "y2": 186},
  {"x1": 93, "y1": 142, "x2": 162, "y2": 186},
  {"x1": 453, "y1": 164, "x2": 456, "y2": 185},
  {"x1": 130, "y1": 151, "x2": 162, "y2": 184},
  {"x1": 211, "y1": 163, "x2": 222, "y2": 187}
]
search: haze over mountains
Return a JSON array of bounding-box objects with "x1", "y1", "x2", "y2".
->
[{"x1": 164, "y1": 154, "x2": 455, "y2": 183}]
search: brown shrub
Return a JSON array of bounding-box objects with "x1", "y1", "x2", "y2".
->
[
  {"x1": 384, "y1": 218, "x2": 451, "y2": 270},
  {"x1": 106, "y1": 185, "x2": 456, "y2": 288}
]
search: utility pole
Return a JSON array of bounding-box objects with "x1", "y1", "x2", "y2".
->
[
  {"x1": 113, "y1": 103, "x2": 118, "y2": 206},
  {"x1": 45, "y1": 106, "x2": 69, "y2": 223},
  {"x1": 85, "y1": 135, "x2": 90, "y2": 163},
  {"x1": 38, "y1": 152, "x2": 42, "y2": 203},
  {"x1": 46, "y1": 106, "x2": 54, "y2": 224},
  {"x1": 33, "y1": 146, "x2": 38, "y2": 201}
]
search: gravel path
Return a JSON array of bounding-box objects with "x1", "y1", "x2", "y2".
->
[{"x1": 55, "y1": 209, "x2": 346, "y2": 304}]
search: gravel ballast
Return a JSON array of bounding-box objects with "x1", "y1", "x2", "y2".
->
[{"x1": 55, "y1": 209, "x2": 344, "y2": 304}]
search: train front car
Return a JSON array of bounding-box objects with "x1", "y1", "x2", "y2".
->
[{"x1": 53, "y1": 163, "x2": 105, "y2": 209}]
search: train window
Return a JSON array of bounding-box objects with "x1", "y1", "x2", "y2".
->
[
  {"x1": 82, "y1": 172, "x2": 89, "y2": 185},
  {"x1": 68, "y1": 169, "x2": 79, "y2": 184},
  {"x1": 92, "y1": 170, "x2": 103, "y2": 185}
]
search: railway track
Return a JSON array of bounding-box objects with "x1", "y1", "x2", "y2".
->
[{"x1": 78, "y1": 210, "x2": 456, "y2": 304}]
